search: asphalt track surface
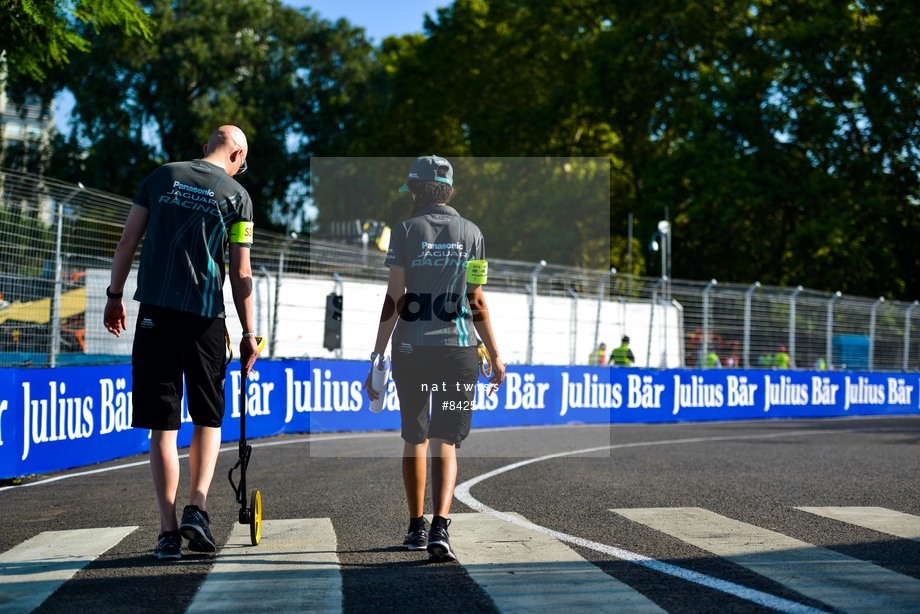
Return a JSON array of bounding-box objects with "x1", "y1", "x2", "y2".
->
[{"x1": 1, "y1": 415, "x2": 919, "y2": 613}]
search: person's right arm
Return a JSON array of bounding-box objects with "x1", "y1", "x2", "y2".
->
[
  {"x1": 103, "y1": 204, "x2": 149, "y2": 337},
  {"x1": 365, "y1": 266, "x2": 405, "y2": 400}
]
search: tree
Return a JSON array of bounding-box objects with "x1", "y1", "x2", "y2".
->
[
  {"x1": 36, "y1": 0, "x2": 377, "y2": 232},
  {"x1": 337, "y1": 0, "x2": 621, "y2": 268},
  {"x1": 0, "y1": 0, "x2": 152, "y2": 83}
]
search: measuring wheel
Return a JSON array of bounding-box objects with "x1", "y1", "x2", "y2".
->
[
  {"x1": 228, "y1": 335, "x2": 268, "y2": 547},
  {"x1": 249, "y1": 489, "x2": 263, "y2": 546}
]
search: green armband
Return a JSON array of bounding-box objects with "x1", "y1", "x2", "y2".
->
[
  {"x1": 229, "y1": 221, "x2": 254, "y2": 245},
  {"x1": 466, "y1": 259, "x2": 488, "y2": 284}
]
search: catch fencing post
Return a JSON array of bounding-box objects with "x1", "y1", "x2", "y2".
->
[
  {"x1": 789, "y1": 285, "x2": 803, "y2": 369},
  {"x1": 526, "y1": 260, "x2": 546, "y2": 364},
  {"x1": 568, "y1": 287, "x2": 579, "y2": 365},
  {"x1": 270, "y1": 232, "x2": 298, "y2": 358},
  {"x1": 826, "y1": 291, "x2": 842, "y2": 370},
  {"x1": 743, "y1": 281, "x2": 760, "y2": 368},
  {"x1": 869, "y1": 297, "x2": 885, "y2": 372},
  {"x1": 905, "y1": 301, "x2": 919, "y2": 371},
  {"x1": 593, "y1": 268, "x2": 615, "y2": 355},
  {"x1": 701, "y1": 279, "x2": 718, "y2": 369}
]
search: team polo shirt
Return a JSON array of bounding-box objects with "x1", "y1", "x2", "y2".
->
[
  {"x1": 385, "y1": 204, "x2": 485, "y2": 347},
  {"x1": 132, "y1": 160, "x2": 253, "y2": 318}
]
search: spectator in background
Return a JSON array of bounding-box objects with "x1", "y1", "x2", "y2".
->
[
  {"x1": 589, "y1": 342, "x2": 607, "y2": 365},
  {"x1": 774, "y1": 345, "x2": 791, "y2": 368},
  {"x1": 610, "y1": 335, "x2": 635, "y2": 366},
  {"x1": 699, "y1": 349, "x2": 722, "y2": 368}
]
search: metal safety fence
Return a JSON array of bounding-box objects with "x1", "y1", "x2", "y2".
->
[{"x1": 1, "y1": 169, "x2": 918, "y2": 370}]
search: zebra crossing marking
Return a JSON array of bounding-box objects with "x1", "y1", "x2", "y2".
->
[
  {"x1": 450, "y1": 512, "x2": 665, "y2": 612},
  {"x1": 0, "y1": 526, "x2": 137, "y2": 614},
  {"x1": 796, "y1": 506, "x2": 920, "y2": 541},
  {"x1": 3, "y1": 506, "x2": 919, "y2": 613},
  {"x1": 456, "y1": 440, "x2": 829, "y2": 614},
  {"x1": 611, "y1": 507, "x2": 920, "y2": 613},
  {"x1": 186, "y1": 518, "x2": 342, "y2": 613}
]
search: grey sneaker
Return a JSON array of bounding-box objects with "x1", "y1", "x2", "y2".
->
[
  {"x1": 155, "y1": 530, "x2": 182, "y2": 559},
  {"x1": 427, "y1": 518, "x2": 456, "y2": 562},
  {"x1": 403, "y1": 518, "x2": 428, "y2": 551},
  {"x1": 180, "y1": 505, "x2": 215, "y2": 553}
]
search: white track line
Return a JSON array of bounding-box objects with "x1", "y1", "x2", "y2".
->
[
  {"x1": 451, "y1": 511, "x2": 665, "y2": 612},
  {"x1": 615, "y1": 506, "x2": 920, "y2": 613},
  {"x1": 5, "y1": 420, "x2": 913, "y2": 492},
  {"x1": 454, "y1": 430, "x2": 845, "y2": 614},
  {"x1": 0, "y1": 424, "x2": 600, "y2": 492}
]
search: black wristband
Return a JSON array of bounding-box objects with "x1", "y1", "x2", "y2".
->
[{"x1": 106, "y1": 286, "x2": 123, "y2": 300}]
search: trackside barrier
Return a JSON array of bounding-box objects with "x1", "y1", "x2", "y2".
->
[{"x1": 1, "y1": 361, "x2": 918, "y2": 478}]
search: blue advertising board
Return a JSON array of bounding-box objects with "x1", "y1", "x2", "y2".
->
[{"x1": 1, "y1": 361, "x2": 917, "y2": 478}]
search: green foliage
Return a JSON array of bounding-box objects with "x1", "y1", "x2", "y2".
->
[
  {"x1": 37, "y1": 0, "x2": 377, "y2": 231},
  {"x1": 4, "y1": 0, "x2": 918, "y2": 298},
  {"x1": 312, "y1": 156, "x2": 610, "y2": 268},
  {"x1": 0, "y1": 0, "x2": 152, "y2": 82}
]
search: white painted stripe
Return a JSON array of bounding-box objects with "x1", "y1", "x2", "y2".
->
[
  {"x1": 455, "y1": 433, "x2": 835, "y2": 613},
  {"x1": 187, "y1": 518, "x2": 341, "y2": 614},
  {"x1": 451, "y1": 512, "x2": 664, "y2": 612},
  {"x1": 0, "y1": 424, "x2": 860, "y2": 492},
  {"x1": 796, "y1": 506, "x2": 920, "y2": 542},
  {"x1": 0, "y1": 526, "x2": 137, "y2": 614},
  {"x1": 612, "y1": 507, "x2": 920, "y2": 613}
]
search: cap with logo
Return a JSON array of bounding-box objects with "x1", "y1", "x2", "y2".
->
[{"x1": 399, "y1": 155, "x2": 454, "y2": 192}]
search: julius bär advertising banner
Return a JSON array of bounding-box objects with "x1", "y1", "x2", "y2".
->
[{"x1": 1, "y1": 362, "x2": 918, "y2": 478}]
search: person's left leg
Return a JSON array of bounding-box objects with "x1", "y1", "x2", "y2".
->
[
  {"x1": 179, "y1": 315, "x2": 226, "y2": 553},
  {"x1": 131, "y1": 304, "x2": 186, "y2": 558},
  {"x1": 183, "y1": 314, "x2": 227, "y2": 512}
]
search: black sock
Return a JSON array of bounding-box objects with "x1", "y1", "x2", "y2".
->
[
  {"x1": 410, "y1": 516, "x2": 426, "y2": 528},
  {"x1": 432, "y1": 515, "x2": 448, "y2": 528}
]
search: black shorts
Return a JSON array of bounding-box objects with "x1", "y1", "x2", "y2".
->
[
  {"x1": 392, "y1": 344, "x2": 479, "y2": 448},
  {"x1": 131, "y1": 303, "x2": 227, "y2": 430}
]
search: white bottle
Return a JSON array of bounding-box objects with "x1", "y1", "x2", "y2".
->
[{"x1": 370, "y1": 355, "x2": 390, "y2": 413}]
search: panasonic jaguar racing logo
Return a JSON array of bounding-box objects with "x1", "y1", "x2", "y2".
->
[
  {"x1": 411, "y1": 241, "x2": 469, "y2": 267},
  {"x1": 158, "y1": 181, "x2": 221, "y2": 216}
]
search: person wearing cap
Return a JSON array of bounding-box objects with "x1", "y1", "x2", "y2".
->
[
  {"x1": 610, "y1": 335, "x2": 635, "y2": 366},
  {"x1": 365, "y1": 155, "x2": 505, "y2": 562}
]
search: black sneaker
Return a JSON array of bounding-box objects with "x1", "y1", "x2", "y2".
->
[
  {"x1": 427, "y1": 518, "x2": 456, "y2": 562},
  {"x1": 403, "y1": 518, "x2": 428, "y2": 551},
  {"x1": 155, "y1": 530, "x2": 182, "y2": 559},
  {"x1": 180, "y1": 505, "x2": 216, "y2": 553}
]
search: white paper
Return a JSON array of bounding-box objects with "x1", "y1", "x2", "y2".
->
[{"x1": 369, "y1": 355, "x2": 390, "y2": 413}]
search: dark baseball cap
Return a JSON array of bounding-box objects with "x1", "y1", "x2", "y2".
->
[{"x1": 398, "y1": 155, "x2": 454, "y2": 192}]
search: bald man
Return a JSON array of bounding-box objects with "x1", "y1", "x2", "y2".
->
[{"x1": 104, "y1": 125, "x2": 259, "y2": 559}]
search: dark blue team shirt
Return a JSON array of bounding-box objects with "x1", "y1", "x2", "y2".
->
[
  {"x1": 385, "y1": 204, "x2": 485, "y2": 347},
  {"x1": 132, "y1": 160, "x2": 253, "y2": 318}
]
